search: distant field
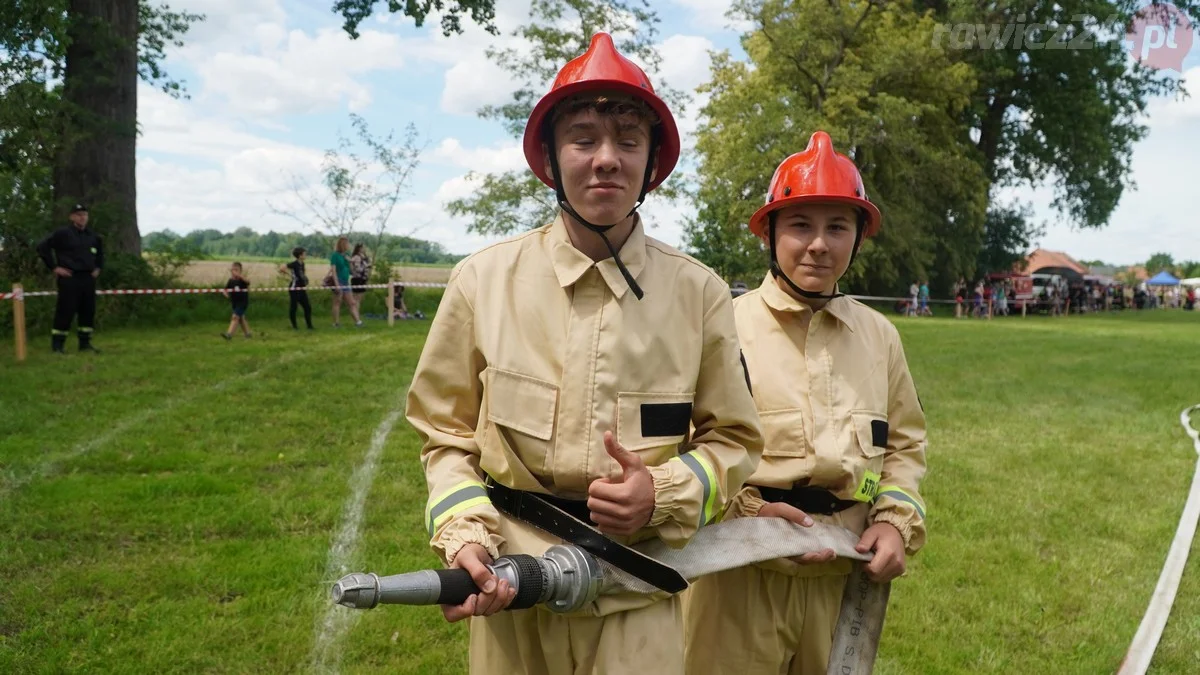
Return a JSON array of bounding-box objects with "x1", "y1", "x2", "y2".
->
[{"x1": 180, "y1": 260, "x2": 453, "y2": 286}]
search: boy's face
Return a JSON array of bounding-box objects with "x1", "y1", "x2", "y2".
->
[
  {"x1": 231, "y1": 266, "x2": 241, "y2": 276},
  {"x1": 772, "y1": 202, "x2": 860, "y2": 295},
  {"x1": 544, "y1": 104, "x2": 655, "y2": 226}
]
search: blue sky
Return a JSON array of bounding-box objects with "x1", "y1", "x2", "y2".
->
[{"x1": 138, "y1": 0, "x2": 1200, "y2": 266}]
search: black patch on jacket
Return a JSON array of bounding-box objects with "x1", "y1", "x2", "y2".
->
[
  {"x1": 871, "y1": 420, "x2": 889, "y2": 448},
  {"x1": 641, "y1": 403, "x2": 692, "y2": 437}
]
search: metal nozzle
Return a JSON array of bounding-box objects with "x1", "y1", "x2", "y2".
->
[{"x1": 332, "y1": 572, "x2": 381, "y2": 609}]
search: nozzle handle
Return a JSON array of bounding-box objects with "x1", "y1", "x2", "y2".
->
[{"x1": 434, "y1": 568, "x2": 480, "y2": 606}]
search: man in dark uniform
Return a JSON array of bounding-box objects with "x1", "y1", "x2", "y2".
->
[{"x1": 36, "y1": 203, "x2": 103, "y2": 353}]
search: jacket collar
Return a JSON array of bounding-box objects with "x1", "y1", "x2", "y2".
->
[
  {"x1": 547, "y1": 212, "x2": 647, "y2": 299},
  {"x1": 758, "y1": 271, "x2": 855, "y2": 331}
]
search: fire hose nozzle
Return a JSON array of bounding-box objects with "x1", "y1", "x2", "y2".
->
[{"x1": 331, "y1": 544, "x2": 603, "y2": 614}]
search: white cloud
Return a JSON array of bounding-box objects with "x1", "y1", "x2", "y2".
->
[
  {"x1": 138, "y1": 87, "x2": 309, "y2": 160},
  {"x1": 170, "y1": 0, "x2": 286, "y2": 49},
  {"x1": 195, "y1": 27, "x2": 405, "y2": 115},
  {"x1": 1143, "y1": 67, "x2": 1200, "y2": 127},
  {"x1": 440, "y1": 56, "x2": 523, "y2": 116},
  {"x1": 430, "y1": 138, "x2": 526, "y2": 172}
]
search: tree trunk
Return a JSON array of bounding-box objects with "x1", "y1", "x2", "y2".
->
[
  {"x1": 54, "y1": 0, "x2": 140, "y2": 255},
  {"x1": 975, "y1": 91, "x2": 1010, "y2": 183}
]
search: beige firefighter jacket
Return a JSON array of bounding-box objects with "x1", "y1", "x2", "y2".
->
[
  {"x1": 406, "y1": 214, "x2": 764, "y2": 615},
  {"x1": 723, "y1": 272, "x2": 928, "y2": 577}
]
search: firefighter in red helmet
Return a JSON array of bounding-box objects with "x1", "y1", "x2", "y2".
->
[
  {"x1": 405, "y1": 33, "x2": 763, "y2": 674},
  {"x1": 682, "y1": 131, "x2": 928, "y2": 675}
]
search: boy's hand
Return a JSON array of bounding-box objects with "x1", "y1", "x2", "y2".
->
[
  {"x1": 586, "y1": 431, "x2": 654, "y2": 536},
  {"x1": 440, "y1": 544, "x2": 515, "y2": 623},
  {"x1": 855, "y1": 522, "x2": 906, "y2": 582},
  {"x1": 757, "y1": 502, "x2": 836, "y2": 564}
]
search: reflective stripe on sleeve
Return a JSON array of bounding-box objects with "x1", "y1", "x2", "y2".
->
[
  {"x1": 875, "y1": 486, "x2": 926, "y2": 521},
  {"x1": 426, "y1": 480, "x2": 490, "y2": 537},
  {"x1": 677, "y1": 452, "x2": 719, "y2": 527}
]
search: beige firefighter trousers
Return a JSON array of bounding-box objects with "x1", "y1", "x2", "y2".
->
[
  {"x1": 682, "y1": 565, "x2": 849, "y2": 675},
  {"x1": 467, "y1": 594, "x2": 684, "y2": 675}
]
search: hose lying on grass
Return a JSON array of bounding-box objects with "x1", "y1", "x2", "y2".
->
[{"x1": 1117, "y1": 405, "x2": 1200, "y2": 675}]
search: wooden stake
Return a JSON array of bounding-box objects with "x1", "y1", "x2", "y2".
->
[{"x1": 13, "y1": 283, "x2": 27, "y2": 362}]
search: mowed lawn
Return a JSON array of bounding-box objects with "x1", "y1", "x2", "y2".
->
[{"x1": 2, "y1": 309, "x2": 1199, "y2": 674}]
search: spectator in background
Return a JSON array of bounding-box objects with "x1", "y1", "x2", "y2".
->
[
  {"x1": 908, "y1": 280, "x2": 919, "y2": 317},
  {"x1": 36, "y1": 203, "x2": 103, "y2": 353},
  {"x1": 918, "y1": 280, "x2": 931, "y2": 316},
  {"x1": 349, "y1": 243, "x2": 373, "y2": 318},
  {"x1": 329, "y1": 236, "x2": 362, "y2": 328},
  {"x1": 221, "y1": 262, "x2": 252, "y2": 340},
  {"x1": 280, "y1": 247, "x2": 313, "y2": 330}
]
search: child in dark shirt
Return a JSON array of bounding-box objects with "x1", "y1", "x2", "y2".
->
[
  {"x1": 221, "y1": 262, "x2": 252, "y2": 340},
  {"x1": 279, "y1": 247, "x2": 314, "y2": 330}
]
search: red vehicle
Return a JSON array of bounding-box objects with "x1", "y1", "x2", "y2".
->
[{"x1": 986, "y1": 272, "x2": 1034, "y2": 311}]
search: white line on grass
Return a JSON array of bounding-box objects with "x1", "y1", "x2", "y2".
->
[
  {"x1": 1117, "y1": 405, "x2": 1200, "y2": 675},
  {"x1": 1, "y1": 334, "x2": 377, "y2": 495},
  {"x1": 309, "y1": 395, "x2": 406, "y2": 675}
]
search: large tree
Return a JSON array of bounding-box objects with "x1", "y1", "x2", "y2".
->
[
  {"x1": 936, "y1": 0, "x2": 1193, "y2": 229},
  {"x1": 686, "y1": 0, "x2": 988, "y2": 292},
  {"x1": 0, "y1": 0, "x2": 201, "y2": 279},
  {"x1": 54, "y1": 1, "x2": 200, "y2": 256},
  {"x1": 686, "y1": 0, "x2": 1198, "y2": 292},
  {"x1": 334, "y1": 0, "x2": 498, "y2": 37}
]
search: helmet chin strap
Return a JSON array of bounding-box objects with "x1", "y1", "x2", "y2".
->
[
  {"x1": 546, "y1": 136, "x2": 657, "y2": 301},
  {"x1": 767, "y1": 212, "x2": 866, "y2": 302}
]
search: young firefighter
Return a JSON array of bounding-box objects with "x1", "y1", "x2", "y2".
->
[
  {"x1": 682, "y1": 131, "x2": 928, "y2": 675},
  {"x1": 405, "y1": 33, "x2": 764, "y2": 675},
  {"x1": 220, "y1": 262, "x2": 252, "y2": 340}
]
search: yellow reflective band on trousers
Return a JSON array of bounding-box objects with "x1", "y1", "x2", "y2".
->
[
  {"x1": 876, "y1": 486, "x2": 925, "y2": 520},
  {"x1": 426, "y1": 480, "x2": 489, "y2": 537},
  {"x1": 677, "y1": 452, "x2": 718, "y2": 528}
]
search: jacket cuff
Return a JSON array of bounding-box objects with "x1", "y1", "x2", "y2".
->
[
  {"x1": 723, "y1": 486, "x2": 765, "y2": 520},
  {"x1": 647, "y1": 463, "x2": 690, "y2": 529},
  {"x1": 434, "y1": 522, "x2": 505, "y2": 567},
  {"x1": 871, "y1": 511, "x2": 918, "y2": 554}
]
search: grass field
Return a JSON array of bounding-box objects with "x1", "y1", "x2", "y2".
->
[
  {"x1": 180, "y1": 260, "x2": 453, "y2": 287},
  {"x1": 2, "y1": 309, "x2": 1200, "y2": 674}
]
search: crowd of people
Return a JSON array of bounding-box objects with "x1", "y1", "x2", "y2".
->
[
  {"x1": 213, "y1": 236, "x2": 428, "y2": 339},
  {"x1": 890, "y1": 276, "x2": 1199, "y2": 319}
]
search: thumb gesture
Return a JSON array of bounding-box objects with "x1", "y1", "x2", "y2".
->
[
  {"x1": 588, "y1": 431, "x2": 655, "y2": 536},
  {"x1": 603, "y1": 430, "x2": 644, "y2": 482}
]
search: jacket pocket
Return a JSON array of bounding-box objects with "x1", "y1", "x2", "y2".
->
[
  {"x1": 617, "y1": 392, "x2": 695, "y2": 454},
  {"x1": 759, "y1": 408, "x2": 808, "y2": 458},
  {"x1": 484, "y1": 368, "x2": 559, "y2": 472},
  {"x1": 851, "y1": 410, "x2": 888, "y2": 459}
]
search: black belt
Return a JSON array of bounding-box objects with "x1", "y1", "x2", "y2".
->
[
  {"x1": 485, "y1": 479, "x2": 688, "y2": 594},
  {"x1": 754, "y1": 484, "x2": 861, "y2": 515}
]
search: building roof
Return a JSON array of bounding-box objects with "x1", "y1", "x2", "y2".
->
[{"x1": 1018, "y1": 248, "x2": 1090, "y2": 276}]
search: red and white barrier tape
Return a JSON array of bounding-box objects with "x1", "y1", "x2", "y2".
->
[{"x1": 1, "y1": 282, "x2": 448, "y2": 300}]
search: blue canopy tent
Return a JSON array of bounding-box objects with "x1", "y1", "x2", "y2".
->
[{"x1": 1146, "y1": 271, "x2": 1180, "y2": 286}]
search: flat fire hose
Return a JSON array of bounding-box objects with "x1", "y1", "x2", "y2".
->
[
  {"x1": 335, "y1": 516, "x2": 891, "y2": 674},
  {"x1": 627, "y1": 517, "x2": 890, "y2": 675}
]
